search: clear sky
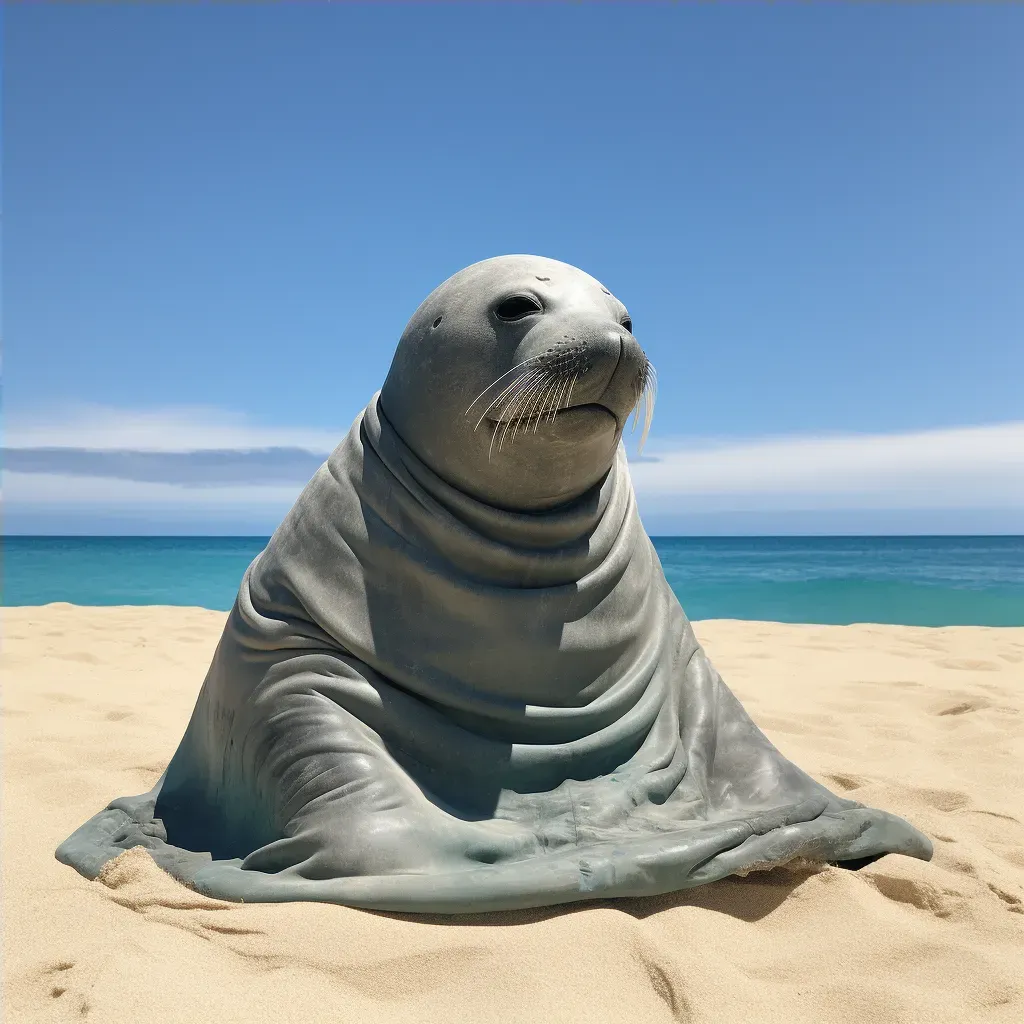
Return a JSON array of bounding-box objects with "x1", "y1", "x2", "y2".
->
[{"x1": 4, "y1": 3, "x2": 1023, "y2": 534}]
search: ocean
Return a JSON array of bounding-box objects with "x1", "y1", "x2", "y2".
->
[{"x1": 4, "y1": 535, "x2": 1023, "y2": 626}]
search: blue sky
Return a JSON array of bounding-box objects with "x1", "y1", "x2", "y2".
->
[{"x1": 4, "y1": 3, "x2": 1023, "y2": 534}]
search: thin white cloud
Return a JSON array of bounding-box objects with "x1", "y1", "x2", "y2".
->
[
  {"x1": 3, "y1": 471, "x2": 306, "y2": 509},
  {"x1": 631, "y1": 421, "x2": 1024, "y2": 510},
  {"x1": 4, "y1": 448, "x2": 326, "y2": 486},
  {"x1": 4, "y1": 403, "x2": 345, "y2": 453}
]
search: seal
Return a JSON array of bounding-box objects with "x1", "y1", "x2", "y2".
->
[{"x1": 56, "y1": 255, "x2": 933, "y2": 913}]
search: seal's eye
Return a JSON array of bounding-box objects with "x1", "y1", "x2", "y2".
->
[
  {"x1": 495, "y1": 295, "x2": 543, "y2": 322},
  {"x1": 620, "y1": 316, "x2": 633, "y2": 334}
]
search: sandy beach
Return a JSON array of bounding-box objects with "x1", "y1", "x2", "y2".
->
[{"x1": 3, "y1": 605, "x2": 1022, "y2": 1023}]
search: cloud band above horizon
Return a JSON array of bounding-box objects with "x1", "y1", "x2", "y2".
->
[{"x1": 4, "y1": 406, "x2": 1023, "y2": 535}]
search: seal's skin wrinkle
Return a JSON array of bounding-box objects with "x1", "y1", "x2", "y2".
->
[{"x1": 56, "y1": 256, "x2": 932, "y2": 914}]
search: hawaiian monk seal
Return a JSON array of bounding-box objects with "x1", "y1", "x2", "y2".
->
[{"x1": 57, "y1": 255, "x2": 932, "y2": 913}]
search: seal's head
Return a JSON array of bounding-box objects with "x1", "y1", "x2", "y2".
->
[{"x1": 380, "y1": 255, "x2": 654, "y2": 512}]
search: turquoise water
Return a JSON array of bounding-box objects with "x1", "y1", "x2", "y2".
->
[{"x1": 3, "y1": 536, "x2": 1023, "y2": 626}]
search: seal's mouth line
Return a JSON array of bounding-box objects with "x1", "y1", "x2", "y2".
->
[{"x1": 485, "y1": 403, "x2": 616, "y2": 426}]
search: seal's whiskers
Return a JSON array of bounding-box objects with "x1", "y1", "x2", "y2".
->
[
  {"x1": 498, "y1": 371, "x2": 550, "y2": 451},
  {"x1": 513, "y1": 370, "x2": 555, "y2": 442},
  {"x1": 494, "y1": 367, "x2": 558, "y2": 454},
  {"x1": 635, "y1": 362, "x2": 657, "y2": 454},
  {"x1": 550, "y1": 371, "x2": 574, "y2": 425},
  {"x1": 533, "y1": 372, "x2": 564, "y2": 429},
  {"x1": 475, "y1": 367, "x2": 546, "y2": 430},
  {"x1": 477, "y1": 369, "x2": 542, "y2": 430},
  {"x1": 629, "y1": 369, "x2": 644, "y2": 434},
  {"x1": 467, "y1": 356, "x2": 545, "y2": 425},
  {"x1": 474, "y1": 346, "x2": 655, "y2": 458},
  {"x1": 538, "y1": 370, "x2": 579, "y2": 434},
  {"x1": 627, "y1": 360, "x2": 657, "y2": 453},
  {"x1": 466, "y1": 354, "x2": 544, "y2": 414},
  {"x1": 472, "y1": 343, "x2": 596, "y2": 456}
]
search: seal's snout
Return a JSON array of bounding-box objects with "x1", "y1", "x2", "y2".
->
[
  {"x1": 532, "y1": 325, "x2": 648, "y2": 428},
  {"x1": 573, "y1": 327, "x2": 656, "y2": 450},
  {"x1": 468, "y1": 317, "x2": 653, "y2": 451},
  {"x1": 596, "y1": 332, "x2": 650, "y2": 422}
]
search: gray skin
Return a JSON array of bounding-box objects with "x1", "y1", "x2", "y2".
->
[
  {"x1": 53, "y1": 254, "x2": 933, "y2": 914},
  {"x1": 381, "y1": 255, "x2": 648, "y2": 512}
]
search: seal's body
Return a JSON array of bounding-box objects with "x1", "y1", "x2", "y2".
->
[{"x1": 57, "y1": 257, "x2": 932, "y2": 912}]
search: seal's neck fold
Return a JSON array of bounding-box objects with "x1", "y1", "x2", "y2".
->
[{"x1": 348, "y1": 395, "x2": 636, "y2": 589}]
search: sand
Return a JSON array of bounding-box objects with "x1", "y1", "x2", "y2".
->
[{"x1": 2, "y1": 605, "x2": 1022, "y2": 1024}]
